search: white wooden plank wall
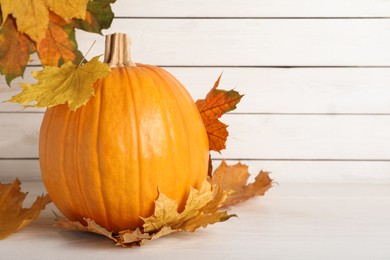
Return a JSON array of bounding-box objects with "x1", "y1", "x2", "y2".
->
[{"x1": 1, "y1": 0, "x2": 390, "y2": 183}]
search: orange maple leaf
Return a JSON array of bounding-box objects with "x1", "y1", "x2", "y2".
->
[
  {"x1": 37, "y1": 12, "x2": 83, "y2": 66},
  {"x1": 0, "y1": 15, "x2": 35, "y2": 85},
  {"x1": 196, "y1": 74, "x2": 243, "y2": 152},
  {"x1": 211, "y1": 160, "x2": 273, "y2": 207}
]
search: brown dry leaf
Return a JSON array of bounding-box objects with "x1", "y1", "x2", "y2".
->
[
  {"x1": 55, "y1": 217, "x2": 117, "y2": 242},
  {"x1": 0, "y1": 15, "x2": 36, "y2": 85},
  {"x1": 196, "y1": 74, "x2": 243, "y2": 152},
  {"x1": 0, "y1": 179, "x2": 51, "y2": 240},
  {"x1": 37, "y1": 12, "x2": 83, "y2": 66},
  {"x1": 211, "y1": 160, "x2": 273, "y2": 207},
  {"x1": 55, "y1": 180, "x2": 235, "y2": 247}
]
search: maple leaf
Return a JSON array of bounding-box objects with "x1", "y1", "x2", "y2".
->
[
  {"x1": 37, "y1": 12, "x2": 83, "y2": 66},
  {"x1": 7, "y1": 56, "x2": 110, "y2": 111},
  {"x1": 0, "y1": 15, "x2": 35, "y2": 85},
  {"x1": 0, "y1": 0, "x2": 89, "y2": 42},
  {"x1": 46, "y1": 0, "x2": 89, "y2": 21},
  {"x1": 211, "y1": 160, "x2": 273, "y2": 207},
  {"x1": 196, "y1": 74, "x2": 243, "y2": 152},
  {"x1": 0, "y1": 0, "x2": 49, "y2": 42},
  {"x1": 55, "y1": 180, "x2": 235, "y2": 247},
  {"x1": 0, "y1": 0, "x2": 115, "y2": 84},
  {"x1": 55, "y1": 217, "x2": 117, "y2": 243},
  {"x1": 74, "y1": 0, "x2": 116, "y2": 34},
  {"x1": 0, "y1": 179, "x2": 51, "y2": 240}
]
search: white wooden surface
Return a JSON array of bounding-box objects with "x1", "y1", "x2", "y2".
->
[
  {"x1": 2, "y1": 1, "x2": 390, "y2": 183},
  {"x1": 1, "y1": 2, "x2": 390, "y2": 258},
  {"x1": 112, "y1": 0, "x2": 390, "y2": 17},
  {"x1": 1, "y1": 181, "x2": 389, "y2": 260}
]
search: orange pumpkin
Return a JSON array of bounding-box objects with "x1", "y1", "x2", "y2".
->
[{"x1": 39, "y1": 33, "x2": 209, "y2": 232}]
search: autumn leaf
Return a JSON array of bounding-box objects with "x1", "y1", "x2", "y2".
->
[
  {"x1": 0, "y1": 0, "x2": 49, "y2": 42},
  {"x1": 55, "y1": 180, "x2": 235, "y2": 247},
  {"x1": 0, "y1": 0, "x2": 89, "y2": 42},
  {"x1": 0, "y1": 179, "x2": 51, "y2": 240},
  {"x1": 46, "y1": 0, "x2": 89, "y2": 21},
  {"x1": 74, "y1": 0, "x2": 116, "y2": 34},
  {"x1": 37, "y1": 12, "x2": 83, "y2": 66},
  {"x1": 196, "y1": 74, "x2": 243, "y2": 152},
  {"x1": 7, "y1": 56, "x2": 110, "y2": 111},
  {"x1": 0, "y1": 0, "x2": 115, "y2": 84},
  {"x1": 55, "y1": 217, "x2": 117, "y2": 242},
  {"x1": 211, "y1": 160, "x2": 273, "y2": 207},
  {"x1": 0, "y1": 15, "x2": 35, "y2": 85}
]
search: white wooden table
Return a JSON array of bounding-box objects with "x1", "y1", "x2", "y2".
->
[{"x1": 1, "y1": 181, "x2": 389, "y2": 260}]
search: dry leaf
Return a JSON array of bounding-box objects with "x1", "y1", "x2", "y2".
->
[
  {"x1": 142, "y1": 181, "x2": 215, "y2": 232},
  {"x1": 0, "y1": 0, "x2": 88, "y2": 42},
  {"x1": 55, "y1": 217, "x2": 117, "y2": 242},
  {"x1": 55, "y1": 180, "x2": 235, "y2": 247},
  {"x1": 211, "y1": 160, "x2": 273, "y2": 207},
  {"x1": 37, "y1": 12, "x2": 83, "y2": 66},
  {"x1": 8, "y1": 56, "x2": 110, "y2": 111},
  {"x1": 196, "y1": 74, "x2": 243, "y2": 152},
  {"x1": 0, "y1": 15, "x2": 35, "y2": 85},
  {"x1": 0, "y1": 179, "x2": 51, "y2": 240}
]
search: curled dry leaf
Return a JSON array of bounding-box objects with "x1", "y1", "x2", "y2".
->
[
  {"x1": 0, "y1": 179, "x2": 51, "y2": 240},
  {"x1": 196, "y1": 74, "x2": 243, "y2": 152},
  {"x1": 7, "y1": 56, "x2": 110, "y2": 111},
  {"x1": 211, "y1": 160, "x2": 273, "y2": 207},
  {"x1": 55, "y1": 180, "x2": 235, "y2": 247}
]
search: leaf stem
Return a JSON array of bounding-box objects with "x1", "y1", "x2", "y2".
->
[{"x1": 78, "y1": 40, "x2": 96, "y2": 67}]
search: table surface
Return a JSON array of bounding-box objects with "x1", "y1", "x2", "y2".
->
[{"x1": 1, "y1": 181, "x2": 390, "y2": 260}]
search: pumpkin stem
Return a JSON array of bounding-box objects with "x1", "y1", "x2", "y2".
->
[{"x1": 104, "y1": 33, "x2": 136, "y2": 67}]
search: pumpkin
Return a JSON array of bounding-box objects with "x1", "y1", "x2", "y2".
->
[{"x1": 39, "y1": 33, "x2": 209, "y2": 232}]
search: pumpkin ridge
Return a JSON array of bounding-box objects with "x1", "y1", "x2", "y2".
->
[
  {"x1": 61, "y1": 109, "x2": 80, "y2": 220},
  {"x1": 125, "y1": 67, "x2": 144, "y2": 226},
  {"x1": 141, "y1": 66, "x2": 183, "y2": 201},
  {"x1": 94, "y1": 82, "x2": 109, "y2": 230},
  {"x1": 75, "y1": 107, "x2": 96, "y2": 222}
]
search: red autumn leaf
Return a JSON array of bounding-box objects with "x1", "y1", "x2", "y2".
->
[
  {"x1": 37, "y1": 12, "x2": 83, "y2": 66},
  {"x1": 196, "y1": 74, "x2": 243, "y2": 152},
  {"x1": 0, "y1": 15, "x2": 35, "y2": 85}
]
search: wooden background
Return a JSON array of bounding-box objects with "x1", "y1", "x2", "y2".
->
[{"x1": 1, "y1": 0, "x2": 390, "y2": 183}]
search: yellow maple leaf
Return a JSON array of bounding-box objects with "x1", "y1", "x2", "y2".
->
[
  {"x1": 1, "y1": 0, "x2": 48, "y2": 42},
  {"x1": 0, "y1": 179, "x2": 51, "y2": 240},
  {"x1": 0, "y1": 0, "x2": 88, "y2": 42},
  {"x1": 211, "y1": 160, "x2": 273, "y2": 207},
  {"x1": 7, "y1": 56, "x2": 110, "y2": 111},
  {"x1": 55, "y1": 180, "x2": 235, "y2": 247},
  {"x1": 46, "y1": 0, "x2": 89, "y2": 21}
]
